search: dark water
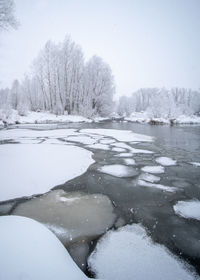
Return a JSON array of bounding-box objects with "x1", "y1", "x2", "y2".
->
[{"x1": 1, "y1": 122, "x2": 200, "y2": 275}]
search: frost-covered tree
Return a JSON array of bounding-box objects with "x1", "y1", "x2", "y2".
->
[{"x1": 0, "y1": 0, "x2": 18, "y2": 30}]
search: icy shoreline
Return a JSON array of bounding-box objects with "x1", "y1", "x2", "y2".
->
[{"x1": 1, "y1": 110, "x2": 200, "y2": 127}]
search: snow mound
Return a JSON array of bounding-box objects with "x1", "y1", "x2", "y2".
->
[
  {"x1": 0, "y1": 144, "x2": 94, "y2": 201},
  {"x1": 88, "y1": 224, "x2": 196, "y2": 280},
  {"x1": 174, "y1": 200, "x2": 200, "y2": 221},
  {"x1": 138, "y1": 180, "x2": 177, "y2": 192},
  {"x1": 98, "y1": 164, "x2": 138, "y2": 178},
  {"x1": 155, "y1": 157, "x2": 177, "y2": 166},
  {"x1": 141, "y1": 165, "x2": 165, "y2": 174},
  {"x1": 0, "y1": 215, "x2": 88, "y2": 280},
  {"x1": 81, "y1": 128, "x2": 154, "y2": 142},
  {"x1": 13, "y1": 190, "x2": 116, "y2": 245}
]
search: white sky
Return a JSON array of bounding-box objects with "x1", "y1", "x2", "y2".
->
[{"x1": 0, "y1": 0, "x2": 200, "y2": 97}]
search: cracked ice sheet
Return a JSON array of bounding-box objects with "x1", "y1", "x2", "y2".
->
[
  {"x1": 86, "y1": 143, "x2": 110, "y2": 151},
  {"x1": 141, "y1": 165, "x2": 165, "y2": 174},
  {"x1": 111, "y1": 142, "x2": 153, "y2": 154},
  {"x1": 66, "y1": 135, "x2": 97, "y2": 145},
  {"x1": 88, "y1": 224, "x2": 196, "y2": 280},
  {"x1": 98, "y1": 164, "x2": 138, "y2": 178},
  {"x1": 138, "y1": 180, "x2": 177, "y2": 193},
  {"x1": 0, "y1": 144, "x2": 94, "y2": 201},
  {"x1": 174, "y1": 200, "x2": 200, "y2": 221},
  {"x1": 0, "y1": 128, "x2": 78, "y2": 141},
  {"x1": 155, "y1": 157, "x2": 177, "y2": 166},
  {"x1": 80, "y1": 129, "x2": 154, "y2": 142}
]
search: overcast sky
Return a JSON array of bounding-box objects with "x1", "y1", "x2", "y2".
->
[{"x1": 0, "y1": 0, "x2": 200, "y2": 97}]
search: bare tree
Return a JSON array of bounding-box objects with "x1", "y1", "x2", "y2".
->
[{"x1": 0, "y1": 0, "x2": 18, "y2": 30}]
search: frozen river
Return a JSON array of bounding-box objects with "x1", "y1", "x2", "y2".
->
[{"x1": 0, "y1": 121, "x2": 200, "y2": 278}]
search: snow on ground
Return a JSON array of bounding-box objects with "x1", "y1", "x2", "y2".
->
[
  {"x1": 86, "y1": 143, "x2": 110, "y2": 151},
  {"x1": 0, "y1": 215, "x2": 88, "y2": 280},
  {"x1": 0, "y1": 144, "x2": 94, "y2": 201},
  {"x1": 141, "y1": 165, "x2": 165, "y2": 174},
  {"x1": 138, "y1": 180, "x2": 177, "y2": 192},
  {"x1": 189, "y1": 162, "x2": 200, "y2": 167},
  {"x1": 139, "y1": 173, "x2": 160, "y2": 183},
  {"x1": 174, "y1": 200, "x2": 200, "y2": 221},
  {"x1": 13, "y1": 190, "x2": 116, "y2": 245},
  {"x1": 0, "y1": 109, "x2": 92, "y2": 125},
  {"x1": 123, "y1": 158, "x2": 136, "y2": 165},
  {"x1": 80, "y1": 129, "x2": 154, "y2": 142},
  {"x1": 124, "y1": 112, "x2": 200, "y2": 125},
  {"x1": 88, "y1": 224, "x2": 196, "y2": 280},
  {"x1": 155, "y1": 157, "x2": 177, "y2": 166},
  {"x1": 115, "y1": 152, "x2": 134, "y2": 157},
  {"x1": 98, "y1": 164, "x2": 138, "y2": 178}
]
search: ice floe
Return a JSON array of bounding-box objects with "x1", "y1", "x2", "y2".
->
[
  {"x1": 13, "y1": 190, "x2": 116, "y2": 245},
  {"x1": 123, "y1": 158, "x2": 136, "y2": 165},
  {"x1": 80, "y1": 128, "x2": 154, "y2": 142},
  {"x1": 189, "y1": 162, "x2": 200, "y2": 167},
  {"x1": 0, "y1": 144, "x2": 94, "y2": 201},
  {"x1": 0, "y1": 215, "x2": 88, "y2": 280},
  {"x1": 138, "y1": 180, "x2": 177, "y2": 192},
  {"x1": 99, "y1": 138, "x2": 116, "y2": 144},
  {"x1": 174, "y1": 200, "x2": 200, "y2": 221},
  {"x1": 86, "y1": 143, "x2": 110, "y2": 150},
  {"x1": 155, "y1": 157, "x2": 177, "y2": 166},
  {"x1": 98, "y1": 164, "x2": 138, "y2": 177},
  {"x1": 139, "y1": 173, "x2": 160, "y2": 183},
  {"x1": 66, "y1": 135, "x2": 96, "y2": 145},
  {"x1": 141, "y1": 165, "x2": 165, "y2": 174},
  {"x1": 111, "y1": 142, "x2": 153, "y2": 154},
  {"x1": 115, "y1": 152, "x2": 134, "y2": 158},
  {"x1": 88, "y1": 224, "x2": 196, "y2": 280},
  {"x1": 112, "y1": 147, "x2": 126, "y2": 152}
]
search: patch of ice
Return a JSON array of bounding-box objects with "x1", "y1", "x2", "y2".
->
[
  {"x1": 115, "y1": 153, "x2": 133, "y2": 158},
  {"x1": 66, "y1": 135, "x2": 96, "y2": 145},
  {"x1": 0, "y1": 144, "x2": 94, "y2": 201},
  {"x1": 98, "y1": 164, "x2": 138, "y2": 178},
  {"x1": 112, "y1": 147, "x2": 126, "y2": 152},
  {"x1": 189, "y1": 162, "x2": 200, "y2": 167},
  {"x1": 86, "y1": 143, "x2": 110, "y2": 150},
  {"x1": 99, "y1": 138, "x2": 116, "y2": 144},
  {"x1": 123, "y1": 158, "x2": 136, "y2": 165},
  {"x1": 111, "y1": 142, "x2": 153, "y2": 154},
  {"x1": 15, "y1": 138, "x2": 42, "y2": 144},
  {"x1": 174, "y1": 200, "x2": 200, "y2": 221},
  {"x1": 88, "y1": 224, "x2": 196, "y2": 280},
  {"x1": 155, "y1": 157, "x2": 177, "y2": 166},
  {"x1": 0, "y1": 215, "x2": 88, "y2": 280},
  {"x1": 13, "y1": 190, "x2": 116, "y2": 245},
  {"x1": 81, "y1": 128, "x2": 154, "y2": 142},
  {"x1": 42, "y1": 138, "x2": 65, "y2": 144},
  {"x1": 138, "y1": 180, "x2": 177, "y2": 192},
  {"x1": 141, "y1": 165, "x2": 165, "y2": 174},
  {"x1": 139, "y1": 173, "x2": 160, "y2": 183}
]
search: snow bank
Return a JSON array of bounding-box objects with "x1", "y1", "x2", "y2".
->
[
  {"x1": 0, "y1": 215, "x2": 88, "y2": 280},
  {"x1": 88, "y1": 224, "x2": 196, "y2": 280},
  {"x1": 81, "y1": 128, "x2": 154, "y2": 142},
  {"x1": 0, "y1": 144, "x2": 94, "y2": 201},
  {"x1": 141, "y1": 165, "x2": 165, "y2": 174},
  {"x1": 155, "y1": 157, "x2": 177, "y2": 166},
  {"x1": 0, "y1": 110, "x2": 92, "y2": 125},
  {"x1": 98, "y1": 164, "x2": 138, "y2": 178},
  {"x1": 174, "y1": 200, "x2": 200, "y2": 221},
  {"x1": 13, "y1": 190, "x2": 116, "y2": 245},
  {"x1": 125, "y1": 112, "x2": 200, "y2": 125}
]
